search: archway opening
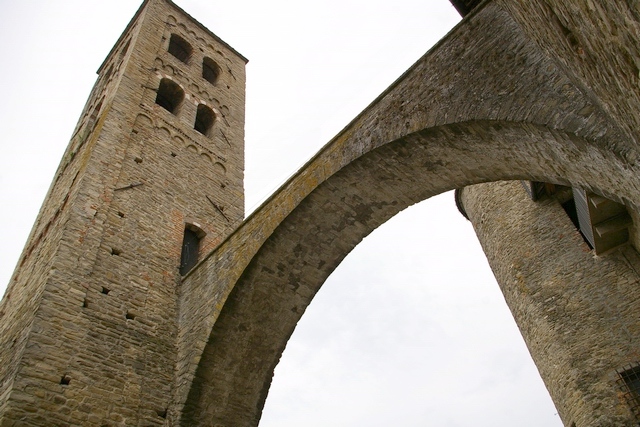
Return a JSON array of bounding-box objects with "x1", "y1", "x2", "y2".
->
[{"x1": 258, "y1": 190, "x2": 562, "y2": 426}]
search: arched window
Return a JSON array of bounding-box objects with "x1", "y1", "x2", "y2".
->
[
  {"x1": 180, "y1": 224, "x2": 205, "y2": 275},
  {"x1": 168, "y1": 34, "x2": 192, "y2": 64},
  {"x1": 155, "y1": 78, "x2": 184, "y2": 114},
  {"x1": 202, "y1": 57, "x2": 220, "y2": 85},
  {"x1": 194, "y1": 104, "x2": 215, "y2": 137}
]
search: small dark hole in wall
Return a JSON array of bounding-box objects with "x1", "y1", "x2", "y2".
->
[
  {"x1": 117, "y1": 211, "x2": 125, "y2": 218},
  {"x1": 126, "y1": 311, "x2": 136, "y2": 320},
  {"x1": 82, "y1": 298, "x2": 89, "y2": 308},
  {"x1": 111, "y1": 248, "x2": 122, "y2": 256},
  {"x1": 101, "y1": 287, "x2": 110, "y2": 295},
  {"x1": 171, "y1": 152, "x2": 177, "y2": 157},
  {"x1": 60, "y1": 375, "x2": 71, "y2": 385},
  {"x1": 157, "y1": 409, "x2": 168, "y2": 419},
  {"x1": 134, "y1": 157, "x2": 143, "y2": 164}
]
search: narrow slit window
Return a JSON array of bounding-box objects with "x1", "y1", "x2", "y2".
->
[
  {"x1": 155, "y1": 78, "x2": 184, "y2": 114},
  {"x1": 202, "y1": 57, "x2": 220, "y2": 85},
  {"x1": 180, "y1": 225, "x2": 204, "y2": 275},
  {"x1": 168, "y1": 34, "x2": 192, "y2": 64},
  {"x1": 194, "y1": 104, "x2": 215, "y2": 137}
]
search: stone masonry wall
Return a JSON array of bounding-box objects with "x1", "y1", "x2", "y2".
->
[
  {"x1": 460, "y1": 181, "x2": 640, "y2": 426},
  {"x1": 3, "y1": 0, "x2": 640, "y2": 424},
  {"x1": 0, "y1": 12, "x2": 141, "y2": 421},
  {"x1": 174, "y1": 1, "x2": 640, "y2": 424},
  {"x1": 0, "y1": 0, "x2": 246, "y2": 425}
]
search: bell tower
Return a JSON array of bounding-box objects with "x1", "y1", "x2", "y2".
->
[{"x1": 0, "y1": 0, "x2": 246, "y2": 424}]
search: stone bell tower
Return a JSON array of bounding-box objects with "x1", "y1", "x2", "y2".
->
[{"x1": 0, "y1": 0, "x2": 246, "y2": 424}]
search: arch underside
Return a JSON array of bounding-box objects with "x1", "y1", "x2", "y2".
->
[{"x1": 176, "y1": 0, "x2": 640, "y2": 425}]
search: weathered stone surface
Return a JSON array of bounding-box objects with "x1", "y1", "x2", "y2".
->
[
  {"x1": 459, "y1": 181, "x2": 640, "y2": 426},
  {"x1": 176, "y1": 0, "x2": 640, "y2": 424},
  {"x1": 1, "y1": 0, "x2": 640, "y2": 425},
  {"x1": 0, "y1": 0, "x2": 246, "y2": 425}
]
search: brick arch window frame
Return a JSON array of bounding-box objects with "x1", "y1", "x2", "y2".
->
[
  {"x1": 179, "y1": 223, "x2": 206, "y2": 276},
  {"x1": 202, "y1": 57, "x2": 221, "y2": 85},
  {"x1": 155, "y1": 78, "x2": 185, "y2": 115},
  {"x1": 168, "y1": 33, "x2": 193, "y2": 64},
  {"x1": 194, "y1": 103, "x2": 216, "y2": 137}
]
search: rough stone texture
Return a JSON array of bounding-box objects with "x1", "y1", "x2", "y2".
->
[
  {"x1": 175, "y1": 1, "x2": 640, "y2": 424},
  {"x1": 2, "y1": 0, "x2": 640, "y2": 425},
  {"x1": 0, "y1": 0, "x2": 246, "y2": 425},
  {"x1": 460, "y1": 181, "x2": 640, "y2": 426}
]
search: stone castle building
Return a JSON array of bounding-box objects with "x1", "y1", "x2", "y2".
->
[{"x1": 1, "y1": 0, "x2": 640, "y2": 425}]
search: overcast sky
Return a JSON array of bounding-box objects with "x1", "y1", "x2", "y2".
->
[{"x1": 0, "y1": 1, "x2": 563, "y2": 425}]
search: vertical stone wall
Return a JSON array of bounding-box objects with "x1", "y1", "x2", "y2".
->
[
  {"x1": 0, "y1": 12, "x2": 141, "y2": 420},
  {"x1": 0, "y1": 0, "x2": 246, "y2": 425},
  {"x1": 460, "y1": 181, "x2": 640, "y2": 426}
]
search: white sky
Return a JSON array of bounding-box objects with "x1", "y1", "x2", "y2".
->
[{"x1": 0, "y1": 0, "x2": 562, "y2": 425}]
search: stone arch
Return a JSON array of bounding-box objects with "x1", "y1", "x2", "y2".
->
[
  {"x1": 172, "y1": 1, "x2": 640, "y2": 423},
  {"x1": 176, "y1": 119, "x2": 640, "y2": 425}
]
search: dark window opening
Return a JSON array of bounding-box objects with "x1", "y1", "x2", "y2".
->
[
  {"x1": 618, "y1": 365, "x2": 640, "y2": 420},
  {"x1": 155, "y1": 78, "x2": 184, "y2": 114},
  {"x1": 180, "y1": 225, "x2": 204, "y2": 275},
  {"x1": 194, "y1": 104, "x2": 215, "y2": 137},
  {"x1": 202, "y1": 57, "x2": 220, "y2": 84},
  {"x1": 168, "y1": 34, "x2": 192, "y2": 64},
  {"x1": 560, "y1": 195, "x2": 595, "y2": 250},
  {"x1": 561, "y1": 197, "x2": 586, "y2": 236}
]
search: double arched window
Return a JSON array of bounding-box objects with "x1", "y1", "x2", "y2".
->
[
  {"x1": 167, "y1": 34, "x2": 222, "y2": 86},
  {"x1": 161, "y1": 35, "x2": 222, "y2": 138}
]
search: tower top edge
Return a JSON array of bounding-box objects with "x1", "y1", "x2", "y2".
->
[{"x1": 97, "y1": 0, "x2": 248, "y2": 75}]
